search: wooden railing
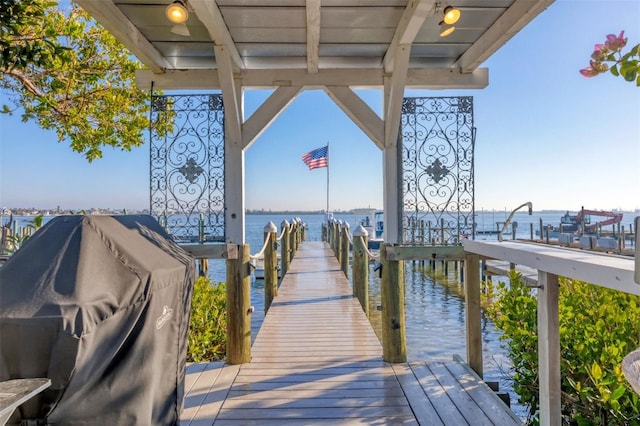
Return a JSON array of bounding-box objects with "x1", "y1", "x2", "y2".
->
[
  {"x1": 323, "y1": 217, "x2": 639, "y2": 425},
  {"x1": 179, "y1": 218, "x2": 305, "y2": 365}
]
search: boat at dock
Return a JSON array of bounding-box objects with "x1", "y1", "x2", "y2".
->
[
  {"x1": 350, "y1": 208, "x2": 383, "y2": 249},
  {"x1": 545, "y1": 208, "x2": 623, "y2": 236}
]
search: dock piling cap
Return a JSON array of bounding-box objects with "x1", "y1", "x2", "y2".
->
[
  {"x1": 353, "y1": 225, "x2": 368, "y2": 237},
  {"x1": 264, "y1": 221, "x2": 277, "y2": 233}
]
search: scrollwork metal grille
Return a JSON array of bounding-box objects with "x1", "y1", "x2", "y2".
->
[
  {"x1": 150, "y1": 94, "x2": 225, "y2": 243},
  {"x1": 401, "y1": 96, "x2": 475, "y2": 245}
]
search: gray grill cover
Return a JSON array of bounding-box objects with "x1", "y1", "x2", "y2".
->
[{"x1": 0, "y1": 215, "x2": 196, "y2": 425}]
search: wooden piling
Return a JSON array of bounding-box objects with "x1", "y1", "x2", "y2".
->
[
  {"x1": 199, "y1": 259, "x2": 208, "y2": 277},
  {"x1": 226, "y1": 243, "x2": 251, "y2": 364},
  {"x1": 281, "y1": 220, "x2": 290, "y2": 277},
  {"x1": 464, "y1": 253, "x2": 482, "y2": 377},
  {"x1": 264, "y1": 221, "x2": 278, "y2": 313},
  {"x1": 352, "y1": 226, "x2": 369, "y2": 316},
  {"x1": 335, "y1": 221, "x2": 343, "y2": 265},
  {"x1": 381, "y1": 244, "x2": 406, "y2": 363},
  {"x1": 340, "y1": 224, "x2": 350, "y2": 278}
]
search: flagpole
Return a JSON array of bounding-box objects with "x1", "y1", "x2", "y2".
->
[{"x1": 326, "y1": 142, "x2": 330, "y2": 220}]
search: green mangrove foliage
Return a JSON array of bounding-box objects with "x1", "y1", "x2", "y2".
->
[
  {"x1": 488, "y1": 272, "x2": 640, "y2": 425},
  {"x1": 0, "y1": 0, "x2": 166, "y2": 161},
  {"x1": 188, "y1": 277, "x2": 227, "y2": 362}
]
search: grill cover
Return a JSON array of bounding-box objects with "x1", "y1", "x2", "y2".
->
[{"x1": 0, "y1": 215, "x2": 196, "y2": 425}]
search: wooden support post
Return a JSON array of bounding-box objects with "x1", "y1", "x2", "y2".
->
[
  {"x1": 341, "y1": 224, "x2": 350, "y2": 278},
  {"x1": 264, "y1": 222, "x2": 278, "y2": 313},
  {"x1": 281, "y1": 220, "x2": 290, "y2": 278},
  {"x1": 539, "y1": 218, "x2": 544, "y2": 242},
  {"x1": 381, "y1": 244, "x2": 406, "y2": 363},
  {"x1": 226, "y1": 243, "x2": 251, "y2": 364},
  {"x1": 352, "y1": 226, "x2": 369, "y2": 316},
  {"x1": 464, "y1": 253, "x2": 482, "y2": 378},
  {"x1": 530, "y1": 223, "x2": 534, "y2": 241},
  {"x1": 336, "y1": 222, "x2": 343, "y2": 265},
  {"x1": 538, "y1": 271, "x2": 561, "y2": 426},
  {"x1": 199, "y1": 259, "x2": 208, "y2": 277},
  {"x1": 289, "y1": 221, "x2": 296, "y2": 258},
  {"x1": 322, "y1": 223, "x2": 326, "y2": 242}
]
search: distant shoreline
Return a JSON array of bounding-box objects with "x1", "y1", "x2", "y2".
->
[{"x1": 3, "y1": 208, "x2": 639, "y2": 218}]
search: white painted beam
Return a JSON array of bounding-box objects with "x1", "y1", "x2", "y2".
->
[
  {"x1": 216, "y1": 45, "x2": 245, "y2": 243},
  {"x1": 190, "y1": 0, "x2": 244, "y2": 72},
  {"x1": 406, "y1": 68, "x2": 489, "y2": 89},
  {"x1": 462, "y1": 240, "x2": 639, "y2": 295},
  {"x1": 324, "y1": 86, "x2": 384, "y2": 150},
  {"x1": 454, "y1": 0, "x2": 555, "y2": 72},
  {"x1": 135, "y1": 68, "x2": 489, "y2": 90},
  {"x1": 382, "y1": 137, "x2": 401, "y2": 244},
  {"x1": 306, "y1": 0, "x2": 321, "y2": 74},
  {"x1": 384, "y1": 45, "x2": 410, "y2": 146},
  {"x1": 75, "y1": 0, "x2": 170, "y2": 73},
  {"x1": 537, "y1": 271, "x2": 561, "y2": 426},
  {"x1": 242, "y1": 86, "x2": 303, "y2": 150},
  {"x1": 383, "y1": 0, "x2": 436, "y2": 72},
  {"x1": 215, "y1": 46, "x2": 242, "y2": 144}
]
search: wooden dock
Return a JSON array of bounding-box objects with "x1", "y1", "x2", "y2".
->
[{"x1": 180, "y1": 241, "x2": 521, "y2": 425}]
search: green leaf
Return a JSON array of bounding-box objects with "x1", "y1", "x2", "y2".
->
[
  {"x1": 610, "y1": 385, "x2": 625, "y2": 401},
  {"x1": 610, "y1": 64, "x2": 619, "y2": 76}
]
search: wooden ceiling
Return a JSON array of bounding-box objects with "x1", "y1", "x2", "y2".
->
[{"x1": 76, "y1": 0, "x2": 555, "y2": 90}]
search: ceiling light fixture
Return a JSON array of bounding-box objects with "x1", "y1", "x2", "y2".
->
[
  {"x1": 437, "y1": 3, "x2": 460, "y2": 37},
  {"x1": 439, "y1": 21, "x2": 455, "y2": 37},
  {"x1": 166, "y1": 0, "x2": 189, "y2": 24},
  {"x1": 442, "y1": 5, "x2": 460, "y2": 25}
]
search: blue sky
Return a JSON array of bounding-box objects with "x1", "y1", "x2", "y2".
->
[{"x1": 1, "y1": 0, "x2": 639, "y2": 212}]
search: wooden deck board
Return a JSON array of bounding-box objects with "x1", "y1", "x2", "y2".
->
[{"x1": 180, "y1": 241, "x2": 522, "y2": 425}]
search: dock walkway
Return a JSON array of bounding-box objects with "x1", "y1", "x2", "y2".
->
[{"x1": 180, "y1": 241, "x2": 521, "y2": 425}]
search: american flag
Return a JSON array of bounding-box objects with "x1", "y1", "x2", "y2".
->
[{"x1": 301, "y1": 146, "x2": 328, "y2": 170}]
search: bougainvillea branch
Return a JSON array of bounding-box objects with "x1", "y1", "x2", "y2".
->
[{"x1": 580, "y1": 31, "x2": 640, "y2": 86}]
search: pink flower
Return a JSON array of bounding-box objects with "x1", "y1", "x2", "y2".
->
[
  {"x1": 591, "y1": 43, "x2": 607, "y2": 60},
  {"x1": 604, "y1": 30, "x2": 627, "y2": 51},
  {"x1": 580, "y1": 66, "x2": 599, "y2": 77},
  {"x1": 579, "y1": 60, "x2": 608, "y2": 78}
]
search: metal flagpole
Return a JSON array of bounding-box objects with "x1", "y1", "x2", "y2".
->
[{"x1": 326, "y1": 142, "x2": 330, "y2": 218}]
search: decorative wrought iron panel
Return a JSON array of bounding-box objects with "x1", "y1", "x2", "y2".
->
[
  {"x1": 150, "y1": 94, "x2": 225, "y2": 243},
  {"x1": 401, "y1": 96, "x2": 475, "y2": 245}
]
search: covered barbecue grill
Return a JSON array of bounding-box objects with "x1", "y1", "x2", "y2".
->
[{"x1": 0, "y1": 215, "x2": 196, "y2": 425}]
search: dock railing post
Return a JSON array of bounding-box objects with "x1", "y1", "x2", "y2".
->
[
  {"x1": 336, "y1": 221, "x2": 343, "y2": 265},
  {"x1": 353, "y1": 226, "x2": 369, "y2": 316},
  {"x1": 381, "y1": 244, "x2": 406, "y2": 363},
  {"x1": 281, "y1": 220, "x2": 290, "y2": 278},
  {"x1": 226, "y1": 243, "x2": 251, "y2": 364},
  {"x1": 538, "y1": 271, "x2": 561, "y2": 425},
  {"x1": 264, "y1": 221, "x2": 278, "y2": 313},
  {"x1": 302, "y1": 221, "x2": 307, "y2": 241},
  {"x1": 341, "y1": 223, "x2": 350, "y2": 278},
  {"x1": 464, "y1": 252, "x2": 483, "y2": 377},
  {"x1": 290, "y1": 219, "x2": 297, "y2": 258}
]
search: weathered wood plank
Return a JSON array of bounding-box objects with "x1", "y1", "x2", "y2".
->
[
  {"x1": 391, "y1": 363, "x2": 444, "y2": 426},
  {"x1": 410, "y1": 363, "x2": 467, "y2": 424},
  {"x1": 446, "y1": 361, "x2": 522, "y2": 425},
  {"x1": 427, "y1": 362, "x2": 493, "y2": 425},
  {"x1": 184, "y1": 364, "x2": 240, "y2": 426},
  {"x1": 216, "y1": 406, "x2": 416, "y2": 420}
]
